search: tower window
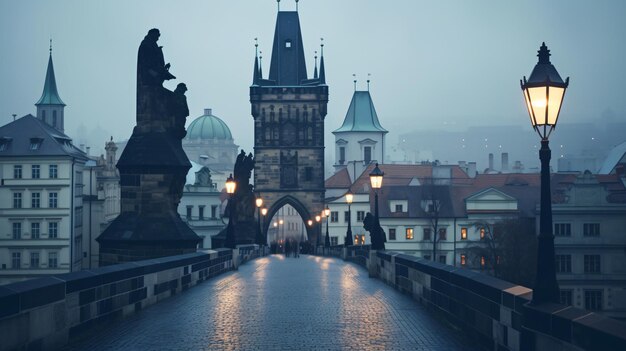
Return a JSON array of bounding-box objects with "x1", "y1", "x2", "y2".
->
[
  {"x1": 364, "y1": 146, "x2": 372, "y2": 163},
  {"x1": 285, "y1": 40, "x2": 292, "y2": 48},
  {"x1": 339, "y1": 147, "x2": 345, "y2": 165}
]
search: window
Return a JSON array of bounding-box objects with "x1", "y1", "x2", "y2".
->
[
  {"x1": 344, "y1": 211, "x2": 350, "y2": 223},
  {"x1": 554, "y1": 223, "x2": 571, "y2": 237},
  {"x1": 330, "y1": 237, "x2": 338, "y2": 246},
  {"x1": 438, "y1": 228, "x2": 447, "y2": 241},
  {"x1": 461, "y1": 227, "x2": 467, "y2": 240},
  {"x1": 13, "y1": 192, "x2": 22, "y2": 208},
  {"x1": 339, "y1": 147, "x2": 345, "y2": 164},
  {"x1": 583, "y1": 223, "x2": 600, "y2": 237},
  {"x1": 30, "y1": 252, "x2": 40, "y2": 268},
  {"x1": 211, "y1": 205, "x2": 218, "y2": 219},
  {"x1": 439, "y1": 255, "x2": 446, "y2": 264},
  {"x1": 32, "y1": 165, "x2": 41, "y2": 178},
  {"x1": 355, "y1": 234, "x2": 365, "y2": 245},
  {"x1": 0, "y1": 138, "x2": 11, "y2": 151},
  {"x1": 12, "y1": 222, "x2": 22, "y2": 239},
  {"x1": 406, "y1": 228, "x2": 414, "y2": 240},
  {"x1": 357, "y1": 211, "x2": 365, "y2": 221},
  {"x1": 12, "y1": 252, "x2": 21, "y2": 269},
  {"x1": 31, "y1": 223, "x2": 40, "y2": 239},
  {"x1": 480, "y1": 256, "x2": 486, "y2": 267},
  {"x1": 584, "y1": 290, "x2": 603, "y2": 311},
  {"x1": 388, "y1": 228, "x2": 396, "y2": 240},
  {"x1": 423, "y1": 228, "x2": 431, "y2": 241},
  {"x1": 584, "y1": 255, "x2": 601, "y2": 274},
  {"x1": 285, "y1": 40, "x2": 292, "y2": 48},
  {"x1": 49, "y1": 222, "x2": 58, "y2": 238},
  {"x1": 199, "y1": 205, "x2": 205, "y2": 220},
  {"x1": 31, "y1": 192, "x2": 41, "y2": 208},
  {"x1": 75, "y1": 207, "x2": 83, "y2": 227},
  {"x1": 560, "y1": 289, "x2": 573, "y2": 306},
  {"x1": 186, "y1": 206, "x2": 193, "y2": 220},
  {"x1": 364, "y1": 146, "x2": 372, "y2": 163},
  {"x1": 395, "y1": 204, "x2": 403, "y2": 212},
  {"x1": 460, "y1": 254, "x2": 467, "y2": 266},
  {"x1": 555, "y1": 254, "x2": 571, "y2": 273},
  {"x1": 49, "y1": 192, "x2": 58, "y2": 208},
  {"x1": 75, "y1": 171, "x2": 83, "y2": 196},
  {"x1": 48, "y1": 252, "x2": 58, "y2": 268},
  {"x1": 14, "y1": 165, "x2": 22, "y2": 179},
  {"x1": 29, "y1": 138, "x2": 42, "y2": 151},
  {"x1": 480, "y1": 228, "x2": 485, "y2": 240},
  {"x1": 330, "y1": 211, "x2": 338, "y2": 223},
  {"x1": 49, "y1": 165, "x2": 58, "y2": 179}
]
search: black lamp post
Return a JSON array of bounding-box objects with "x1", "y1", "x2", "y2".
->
[
  {"x1": 315, "y1": 215, "x2": 322, "y2": 250},
  {"x1": 255, "y1": 196, "x2": 264, "y2": 246},
  {"x1": 369, "y1": 163, "x2": 385, "y2": 250},
  {"x1": 345, "y1": 190, "x2": 353, "y2": 246},
  {"x1": 224, "y1": 174, "x2": 237, "y2": 249},
  {"x1": 521, "y1": 42, "x2": 569, "y2": 304},
  {"x1": 261, "y1": 207, "x2": 268, "y2": 244},
  {"x1": 324, "y1": 206, "x2": 331, "y2": 249}
]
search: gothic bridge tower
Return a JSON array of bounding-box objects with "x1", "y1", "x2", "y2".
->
[{"x1": 251, "y1": 8, "x2": 328, "y2": 243}]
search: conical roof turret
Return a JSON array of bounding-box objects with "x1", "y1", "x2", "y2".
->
[{"x1": 36, "y1": 51, "x2": 65, "y2": 106}]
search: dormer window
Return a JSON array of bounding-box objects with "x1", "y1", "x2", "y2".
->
[
  {"x1": 29, "y1": 138, "x2": 43, "y2": 151},
  {"x1": 0, "y1": 137, "x2": 12, "y2": 151},
  {"x1": 285, "y1": 40, "x2": 292, "y2": 48}
]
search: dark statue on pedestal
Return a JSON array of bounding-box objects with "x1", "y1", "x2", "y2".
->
[
  {"x1": 363, "y1": 212, "x2": 386, "y2": 250},
  {"x1": 97, "y1": 29, "x2": 201, "y2": 265},
  {"x1": 213, "y1": 150, "x2": 257, "y2": 248}
]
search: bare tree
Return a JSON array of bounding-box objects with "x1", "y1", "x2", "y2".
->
[
  {"x1": 422, "y1": 178, "x2": 444, "y2": 262},
  {"x1": 466, "y1": 218, "x2": 537, "y2": 286}
]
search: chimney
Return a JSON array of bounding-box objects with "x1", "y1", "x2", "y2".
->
[
  {"x1": 86, "y1": 146, "x2": 91, "y2": 156},
  {"x1": 489, "y1": 153, "x2": 494, "y2": 170},
  {"x1": 468, "y1": 162, "x2": 477, "y2": 178},
  {"x1": 501, "y1": 153, "x2": 509, "y2": 173},
  {"x1": 204, "y1": 108, "x2": 212, "y2": 115}
]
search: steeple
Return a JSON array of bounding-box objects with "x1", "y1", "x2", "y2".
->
[
  {"x1": 268, "y1": 11, "x2": 308, "y2": 85},
  {"x1": 36, "y1": 41, "x2": 66, "y2": 131},
  {"x1": 319, "y1": 39, "x2": 326, "y2": 85},
  {"x1": 253, "y1": 38, "x2": 260, "y2": 85},
  {"x1": 313, "y1": 51, "x2": 318, "y2": 79}
]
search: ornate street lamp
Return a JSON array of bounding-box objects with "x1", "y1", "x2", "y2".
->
[
  {"x1": 345, "y1": 190, "x2": 354, "y2": 246},
  {"x1": 255, "y1": 196, "x2": 264, "y2": 246},
  {"x1": 369, "y1": 163, "x2": 385, "y2": 250},
  {"x1": 315, "y1": 215, "x2": 322, "y2": 248},
  {"x1": 261, "y1": 207, "x2": 268, "y2": 243},
  {"x1": 224, "y1": 174, "x2": 237, "y2": 249},
  {"x1": 324, "y1": 206, "x2": 331, "y2": 248},
  {"x1": 521, "y1": 42, "x2": 569, "y2": 304}
]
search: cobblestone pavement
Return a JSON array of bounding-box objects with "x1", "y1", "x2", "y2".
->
[{"x1": 65, "y1": 255, "x2": 481, "y2": 351}]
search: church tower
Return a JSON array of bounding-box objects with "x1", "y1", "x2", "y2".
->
[
  {"x1": 36, "y1": 43, "x2": 66, "y2": 131},
  {"x1": 251, "y1": 7, "x2": 329, "y2": 243}
]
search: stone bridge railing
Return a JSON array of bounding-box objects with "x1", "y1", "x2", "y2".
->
[
  {"x1": 0, "y1": 246, "x2": 267, "y2": 351},
  {"x1": 361, "y1": 250, "x2": 626, "y2": 351}
]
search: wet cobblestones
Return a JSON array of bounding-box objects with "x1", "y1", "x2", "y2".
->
[{"x1": 65, "y1": 255, "x2": 480, "y2": 350}]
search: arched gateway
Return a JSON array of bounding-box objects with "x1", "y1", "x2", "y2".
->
[{"x1": 251, "y1": 9, "x2": 328, "y2": 244}]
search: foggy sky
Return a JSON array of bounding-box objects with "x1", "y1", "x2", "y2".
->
[{"x1": 1, "y1": 0, "x2": 625, "y2": 163}]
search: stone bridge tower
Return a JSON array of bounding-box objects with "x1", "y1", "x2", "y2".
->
[{"x1": 251, "y1": 9, "x2": 328, "y2": 243}]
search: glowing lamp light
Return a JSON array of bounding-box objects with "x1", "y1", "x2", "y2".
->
[
  {"x1": 261, "y1": 208, "x2": 268, "y2": 216},
  {"x1": 315, "y1": 215, "x2": 321, "y2": 223},
  {"x1": 225, "y1": 174, "x2": 236, "y2": 194},
  {"x1": 345, "y1": 191, "x2": 353, "y2": 204},
  {"x1": 273, "y1": 222, "x2": 278, "y2": 227},
  {"x1": 255, "y1": 197, "x2": 263, "y2": 208},
  {"x1": 521, "y1": 42, "x2": 569, "y2": 139},
  {"x1": 308, "y1": 220, "x2": 313, "y2": 226},
  {"x1": 279, "y1": 219, "x2": 284, "y2": 225},
  {"x1": 324, "y1": 206, "x2": 331, "y2": 217},
  {"x1": 369, "y1": 163, "x2": 384, "y2": 189}
]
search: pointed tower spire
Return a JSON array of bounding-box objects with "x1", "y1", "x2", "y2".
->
[
  {"x1": 268, "y1": 10, "x2": 308, "y2": 85},
  {"x1": 36, "y1": 41, "x2": 66, "y2": 131},
  {"x1": 353, "y1": 74, "x2": 357, "y2": 91},
  {"x1": 367, "y1": 73, "x2": 371, "y2": 91},
  {"x1": 259, "y1": 51, "x2": 264, "y2": 78},
  {"x1": 253, "y1": 38, "x2": 260, "y2": 85},
  {"x1": 319, "y1": 38, "x2": 326, "y2": 84},
  {"x1": 313, "y1": 51, "x2": 318, "y2": 79},
  {"x1": 296, "y1": 0, "x2": 299, "y2": 11}
]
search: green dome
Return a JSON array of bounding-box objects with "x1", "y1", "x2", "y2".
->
[{"x1": 186, "y1": 109, "x2": 233, "y2": 141}]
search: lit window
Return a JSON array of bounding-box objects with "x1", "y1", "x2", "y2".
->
[
  {"x1": 461, "y1": 227, "x2": 467, "y2": 240},
  {"x1": 480, "y1": 256, "x2": 486, "y2": 267},
  {"x1": 480, "y1": 228, "x2": 485, "y2": 240},
  {"x1": 460, "y1": 254, "x2": 467, "y2": 266},
  {"x1": 406, "y1": 228, "x2": 414, "y2": 240}
]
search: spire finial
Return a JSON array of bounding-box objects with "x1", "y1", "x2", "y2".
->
[
  {"x1": 259, "y1": 51, "x2": 263, "y2": 78},
  {"x1": 295, "y1": 0, "x2": 299, "y2": 11},
  {"x1": 320, "y1": 37, "x2": 324, "y2": 56},
  {"x1": 254, "y1": 37, "x2": 258, "y2": 57},
  {"x1": 49, "y1": 38, "x2": 52, "y2": 55},
  {"x1": 367, "y1": 73, "x2": 371, "y2": 91},
  {"x1": 314, "y1": 50, "x2": 318, "y2": 79},
  {"x1": 353, "y1": 74, "x2": 357, "y2": 91},
  {"x1": 537, "y1": 42, "x2": 551, "y2": 64},
  {"x1": 277, "y1": 0, "x2": 280, "y2": 11}
]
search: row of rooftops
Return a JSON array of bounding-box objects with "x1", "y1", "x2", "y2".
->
[{"x1": 325, "y1": 163, "x2": 626, "y2": 219}]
